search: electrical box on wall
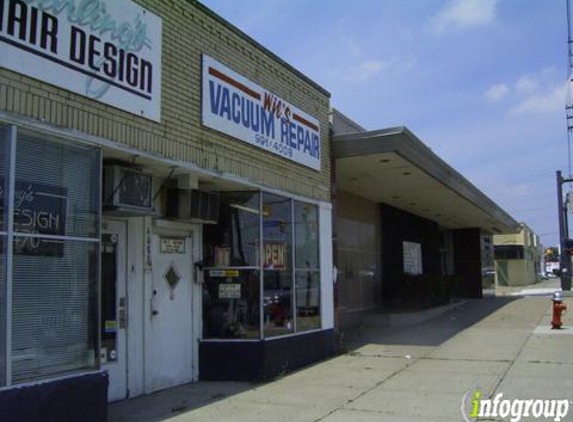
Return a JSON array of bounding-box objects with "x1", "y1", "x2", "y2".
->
[
  {"x1": 166, "y1": 189, "x2": 219, "y2": 223},
  {"x1": 103, "y1": 165, "x2": 155, "y2": 215}
]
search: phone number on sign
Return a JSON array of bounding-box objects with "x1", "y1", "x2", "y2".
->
[{"x1": 255, "y1": 135, "x2": 293, "y2": 158}]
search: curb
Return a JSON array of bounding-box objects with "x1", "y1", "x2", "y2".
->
[{"x1": 511, "y1": 289, "x2": 573, "y2": 298}]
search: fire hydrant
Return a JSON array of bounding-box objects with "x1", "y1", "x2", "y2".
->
[{"x1": 551, "y1": 291, "x2": 567, "y2": 330}]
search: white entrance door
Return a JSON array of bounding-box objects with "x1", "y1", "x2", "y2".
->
[
  {"x1": 150, "y1": 230, "x2": 195, "y2": 392},
  {"x1": 101, "y1": 220, "x2": 128, "y2": 402}
]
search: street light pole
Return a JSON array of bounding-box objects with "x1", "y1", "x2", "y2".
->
[{"x1": 557, "y1": 170, "x2": 572, "y2": 290}]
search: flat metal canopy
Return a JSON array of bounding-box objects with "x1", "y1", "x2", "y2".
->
[{"x1": 333, "y1": 126, "x2": 519, "y2": 234}]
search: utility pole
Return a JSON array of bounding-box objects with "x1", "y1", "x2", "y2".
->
[
  {"x1": 562, "y1": 2, "x2": 573, "y2": 290},
  {"x1": 557, "y1": 170, "x2": 572, "y2": 290}
]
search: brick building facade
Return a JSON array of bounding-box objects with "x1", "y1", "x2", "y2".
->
[{"x1": 0, "y1": 1, "x2": 334, "y2": 420}]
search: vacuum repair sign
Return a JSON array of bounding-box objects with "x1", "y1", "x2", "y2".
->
[
  {"x1": 0, "y1": 0, "x2": 162, "y2": 121},
  {"x1": 202, "y1": 55, "x2": 322, "y2": 171}
]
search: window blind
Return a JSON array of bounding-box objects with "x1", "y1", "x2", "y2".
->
[
  {"x1": 11, "y1": 136, "x2": 100, "y2": 383},
  {"x1": 0, "y1": 126, "x2": 11, "y2": 386}
]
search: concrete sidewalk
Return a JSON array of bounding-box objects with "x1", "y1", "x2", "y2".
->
[
  {"x1": 109, "y1": 297, "x2": 573, "y2": 422},
  {"x1": 495, "y1": 278, "x2": 561, "y2": 297}
]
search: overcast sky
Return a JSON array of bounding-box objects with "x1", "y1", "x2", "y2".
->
[{"x1": 201, "y1": 0, "x2": 569, "y2": 247}]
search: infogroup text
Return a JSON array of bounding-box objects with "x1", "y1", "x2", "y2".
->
[{"x1": 461, "y1": 390, "x2": 570, "y2": 422}]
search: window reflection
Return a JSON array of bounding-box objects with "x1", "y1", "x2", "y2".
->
[
  {"x1": 202, "y1": 191, "x2": 322, "y2": 339},
  {"x1": 295, "y1": 202, "x2": 320, "y2": 331},
  {"x1": 295, "y1": 202, "x2": 319, "y2": 268},
  {"x1": 204, "y1": 192, "x2": 260, "y2": 268},
  {"x1": 296, "y1": 271, "x2": 320, "y2": 331},
  {"x1": 11, "y1": 136, "x2": 100, "y2": 383},
  {"x1": 263, "y1": 193, "x2": 293, "y2": 336},
  {"x1": 203, "y1": 192, "x2": 261, "y2": 339},
  {"x1": 0, "y1": 127, "x2": 8, "y2": 387},
  {"x1": 263, "y1": 271, "x2": 293, "y2": 336},
  {"x1": 203, "y1": 270, "x2": 260, "y2": 339}
]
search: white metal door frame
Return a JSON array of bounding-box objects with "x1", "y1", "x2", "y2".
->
[{"x1": 101, "y1": 219, "x2": 128, "y2": 402}]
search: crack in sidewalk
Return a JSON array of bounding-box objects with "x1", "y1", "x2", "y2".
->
[
  {"x1": 312, "y1": 299, "x2": 550, "y2": 422},
  {"x1": 311, "y1": 347, "x2": 436, "y2": 422},
  {"x1": 489, "y1": 302, "x2": 549, "y2": 396}
]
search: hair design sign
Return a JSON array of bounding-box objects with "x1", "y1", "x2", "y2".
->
[
  {"x1": 0, "y1": 0, "x2": 162, "y2": 121},
  {"x1": 202, "y1": 55, "x2": 321, "y2": 171},
  {"x1": 0, "y1": 179, "x2": 67, "y2": 256}
]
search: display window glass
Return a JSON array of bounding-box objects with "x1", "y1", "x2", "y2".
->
[
  {"x1": 0, "y1": 128, "x2": 100, "y2": 384},
  {"x1": 294, "y1": 202, "x2": 320, "y2": 331},
  {"x1": 203, "y1": 269, "x2": 260, "y2": 339},
  {"x1": 11, "y1": 135, "x2": 100, "y2": 383},
  {"x1": 203, "y1": 192, "x2": 261, "y2": 339},
  {"x1": 0, "y1": 126, "x2": 9, "y2": 386},
  {"x1": 263, "y1": 193, "x2": 294, "y2": 337},
  {"x1": 204, "y1": 192, "x2": 260, "y2": 268},
  {"x1": 203, "y1": 191, "x2": 322, "y2": 340}
]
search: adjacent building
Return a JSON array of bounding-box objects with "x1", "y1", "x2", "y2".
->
[
  {"x1": 331, "y1": 110, "x2": 519, "y2": 332},
  {"x1": 494, "y1": 223, "x2": 543, "y2": 286}
]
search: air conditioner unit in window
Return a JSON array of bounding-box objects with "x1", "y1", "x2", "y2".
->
[
  {"x1": 167, "y1": 189, "x2": 219, "y2": 223},
  {"x1": 103, "y1": 165, "x2": 154, "y2": 215}
]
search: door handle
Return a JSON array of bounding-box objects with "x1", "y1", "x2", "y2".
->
[
  {"x1": 150, "y1": 289, "x2": 159, "y2": 318},
  {"x1": 119, "y1": 297, "x2": 128, "y2": 328},
  {"x1": 119, "y1": 308, "x2": 128, "y2": 328}
]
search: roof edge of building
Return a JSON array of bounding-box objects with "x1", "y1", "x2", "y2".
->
[
  {"x1": 332, "y1": 127, "x2": 520, "y2": 233},
  {"x1": 330, "y1": 108, "x2": 367, "y2": 133}
]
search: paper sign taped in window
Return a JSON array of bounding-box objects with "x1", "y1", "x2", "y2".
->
[{"x1": 218, "y1": 283, "x2": 241, "y2": 299}]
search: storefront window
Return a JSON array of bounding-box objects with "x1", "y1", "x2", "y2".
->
[
  {"x1": 203, "y1": 191, "x2": 322, "y2": 340},
  {"x1": 0, "y1": 237, "x2": 5, "y2": 387},
  {"x1": 0, "y1": 126, "x2": 10, "y2": 386},
  {"x1": 203, "y1": 192, "x2": 261, "y2": 339},
  {"x1": 263, "y1": 193, "x2": 293, "y2": 337},
  {"x1": 204, "y1": 192, "x2": 260, "y2": 268},
  {"x1": 294, "y1": 202, "x2": 321, "y2": 331},
  {"x1": 11, "y1": 241, "x2": 98, "y2": 382},
  {"x1": 203, "y1": 270, "x2": 260, "y2": 339},
  {"x1": 11, "y1": 135, "x2": 100, "y2": 383}
]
